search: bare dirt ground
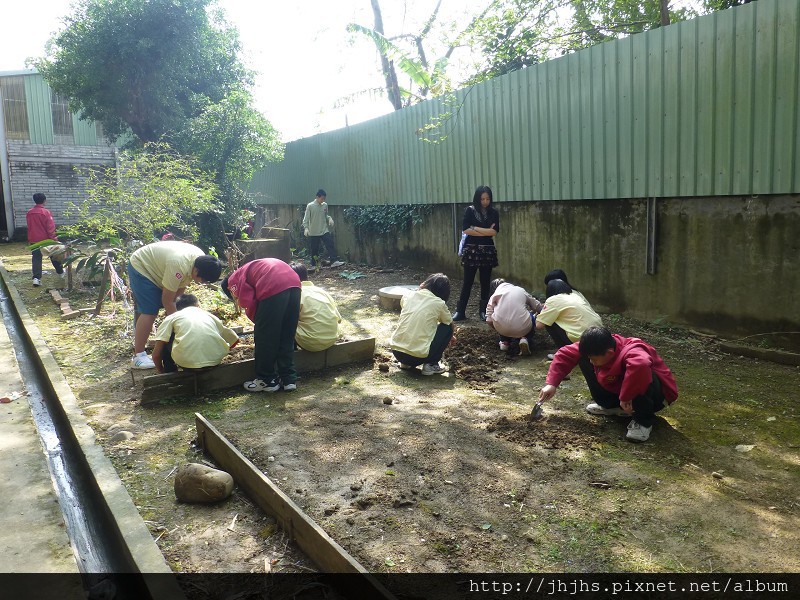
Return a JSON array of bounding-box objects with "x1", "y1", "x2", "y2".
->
[{"x1": 1, "y1": 242, "x2": 799, "y2": 579}]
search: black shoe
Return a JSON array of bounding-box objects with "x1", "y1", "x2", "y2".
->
[
  {"x1": 479, "y1": 311, "x2": 487, "y2": 322},
  {"x1": 452, "y1": 311, "x2": 467, "y2": 321}
]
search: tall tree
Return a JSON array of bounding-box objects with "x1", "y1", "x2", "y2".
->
[
  {"x1": 36, "y1": 0, "x2": 283, "y2": 250},
  {"x1": 37, "y1": 0, "x2": 247, "y2": 143}
]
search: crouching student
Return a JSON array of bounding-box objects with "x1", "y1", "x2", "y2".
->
[
  {"x1": 290, "y1": 262, "x2": 341, "y2": 352},
  {"x1": 537, "y1": 326, "x2": 678, "y2": 443},
  {"x1": 151, "y1": 294, "x2": 240, "y2": 373},
  {"x1": 389, "y1": 273, "x2": 455, "y2": 376},
  {"x1": 221, "y1": 258, "x2": 301, "y2": 393},
  {"x1": 485, "y1": 278, "x2": 542, "y2": 355}
]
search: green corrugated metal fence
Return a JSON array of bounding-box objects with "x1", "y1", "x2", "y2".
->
[{"x1": 252, "y1": 0, "x2": 800, "y2": 206}]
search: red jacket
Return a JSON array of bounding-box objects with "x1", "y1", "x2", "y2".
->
[
  {"x1": 26, "y1": 204, "x2": 57, "y2": 243},
  {"x1": 226, "y1": 259, "x2": 300, "y2": 321},
  {"x1": 546, "y1": 334, "x2": 678, "y2": 405}
]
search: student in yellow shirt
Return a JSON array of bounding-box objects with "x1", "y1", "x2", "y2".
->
[
  {"x1": 151, "y1": 294, "x2": 239, "y2": 373},
  {"x1": 389, "y1": 273, "x2": 456, "y2": 376},
  {"x1": 290, "y1": 262, "x2": 342, "y2": 352},
  {"x1": 128, "y1": 240, "x2": 223, "y2": 369}
]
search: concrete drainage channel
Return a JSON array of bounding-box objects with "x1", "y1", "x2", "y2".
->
[{"x1": 0, "y1": 267, "x2": 180, "y2": 600}]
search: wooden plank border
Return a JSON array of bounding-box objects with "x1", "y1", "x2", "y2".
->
[
  {"x1": 194, "y1": 414, "x2": 396, "y2": 598},
  {"x1": 141, "y1": 338, "x2": 375, "y2": 405}
]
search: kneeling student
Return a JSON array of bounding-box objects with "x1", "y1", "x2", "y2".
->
[
  {"x1": 152, "y1": 294, "x2": 239, "y2": 373},
  {"x1": 290, "y1": 262, "x2": 342, "y2": 352},
  {"x1": 537, "y1": 326, "x2": 678, "y2": 442},
  {"x1": 485, "y1": 278, "x2": 542, "y2": 355},
  {"x1": 389, "y1": 273, "x2": 455, "y2": 376}
]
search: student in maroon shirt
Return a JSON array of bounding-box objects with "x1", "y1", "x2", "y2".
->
[{"x1": 26, "y1": 193, "x2": 64, "y2": 287}]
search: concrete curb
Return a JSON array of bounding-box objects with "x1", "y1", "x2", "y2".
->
[{"x1": 0, "y1": 266, "x2": 178, "y2": 582}]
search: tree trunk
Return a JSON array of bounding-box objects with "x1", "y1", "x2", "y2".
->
[
  {"x1": 660, "y1": 0, "x2": 670, "y2": 27},
  {"x1": 370, "y1": 0, "x2": 403, "y2": 110}
]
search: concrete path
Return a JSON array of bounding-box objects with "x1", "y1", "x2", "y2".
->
[{"x1": 0, "y1": 309, "x2": 79, "y2": 574}]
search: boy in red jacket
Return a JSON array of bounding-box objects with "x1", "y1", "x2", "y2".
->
[
  {"x1": 538, "y1": 326, "x2": 678, "y2": 442},
  {"x1": 26, "y1": 193, "x2": 64, "y2": 286}
]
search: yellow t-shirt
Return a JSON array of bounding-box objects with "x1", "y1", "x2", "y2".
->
[
  {"x1": 389, "y1": 289, "x2": 452, "y2": 358},
  {"x1": 536, "y1": 292, "x2": 602, "y2": 342},
  {"x1": 130, "y1": 241, "x2": 204, "y2": 292},
  {"x1": 154, "y1": 306, "x2": 239, "y2": 368},
  {"x1": 296, "y1": 281, "x2": 341, "y2": 352}
]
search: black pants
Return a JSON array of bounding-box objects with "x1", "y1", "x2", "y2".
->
[
  {"x1": 254, "y1": 288, "x2": 301, "y2": 384},
  {"x1": 308, "y1": 232, "x2": 337, "y2": 265},
  {"x1": 392, "y1": 323, "x2": 453, "y2": 367},
  {"x1": 455, "y1": 264, "x2": 492, "y2": 315},
  {"x1": 32, "y1": 249, "x2": 64, "y2": 279},
  {"x1": 593, "y1": 372, "x2": 666, "y2": 427}
]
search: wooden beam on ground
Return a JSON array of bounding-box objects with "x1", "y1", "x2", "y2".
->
[
  {"x1": 718, "y1": 342, "x2": 800, "y2": 366},
  {"x1": 194, "y1": 414, "x2": 395, "y2": 599},
  {"x1": 141, "y1": 338, "x2": 375, "y2": 404}
]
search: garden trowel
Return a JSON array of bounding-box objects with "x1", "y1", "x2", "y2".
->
[{"x1": 530, "y1": 400, "x2": 544, "y2": 421}]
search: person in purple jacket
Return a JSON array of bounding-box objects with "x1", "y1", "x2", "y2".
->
[{"x1": 221, "y1": 259, "x2": 301, "y2": 392}]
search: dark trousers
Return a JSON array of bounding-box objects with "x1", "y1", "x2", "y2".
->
[
  {"x1": 254, "y1": 288, "x2": 301, "y2": 384},
  {"x1": 32, "y1": 249, "x2": 64, "y2": 279},
  {"x1": 455, "y1": 265, "x2": 492, "y2": 315},
  {"x1": 308, "y1": 232, "x2": 337, "y2": 265},
  {"x1": 593, "y1": 372, "x2": 666, "y2": 428},
  {"x1": 160, "y1": 333, "x2": 179, "y2": 373},
  {"x1": 392, "y1": 323, "x2": 453, "y2": 367}
]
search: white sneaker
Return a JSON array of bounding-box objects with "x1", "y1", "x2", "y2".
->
[
  {"x1": 131, "y1": 353, "x2": 155, "y2": 369},
  {"x1": 331, "y1": 260, "x2": 345, "y2": 268},
  {"x1": 499, "y1": 341, "x2": 510, "y2": 351},
  {"x1": 243, "y1": 378, "x2": 281, "y2": 392},
  {"x1": 422, "y1": 362, "x2": 446, "y2": 376},
  {"x1": 32, "y1": 278, "x2": 41, "y2": 287},
  {"x1": 519, "y1": 337, "x2": 531, "y2": 356},
  {"x1": 282, "y1": 382, "x2": 297, "y2": 391},
  {"x1": 586, "y1": 402, "x2": 628, "y2": 416},
  {"x1": 626, "y1": 420, "x2": 653, "y2": 442},
  {"x1": 546, "y1": 353, "x2": 555, "y2": 360}
]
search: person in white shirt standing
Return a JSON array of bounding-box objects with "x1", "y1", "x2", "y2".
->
[{"x1": 302, "y1": 189, "x2": 343, "y2": 268}]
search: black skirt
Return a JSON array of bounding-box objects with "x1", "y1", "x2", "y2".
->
[{"x1": 460, "y1": 243, "x2": 498, "y2": 268}]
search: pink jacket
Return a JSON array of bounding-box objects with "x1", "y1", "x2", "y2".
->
[
  {"x1": 226, "y1": 259, "x2": 300, "y2": 321},
  {"x1": 546, "y1": 334, "x2": 678, "y2": 405},
  {"x1": 26, "y1": 204, "x2": 57, "y2": 243}
]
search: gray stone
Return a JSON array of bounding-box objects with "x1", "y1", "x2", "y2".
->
[{"x1": 174, "y1": 463, "x2": 234, "y2": 503}]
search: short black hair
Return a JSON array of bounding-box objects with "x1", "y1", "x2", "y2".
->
[
  {"x1": 489, "y1": 278, "x2": 505, "y2": 296},
  {"x1": 220, "y1": 276, "x2": 232, "y2": 299},
  {"x1": 316, "y1": 189, "x2": 327, "y2": 198},
  {"x1": 175, "y1": 294, "x2": 199, "y2": 310},
  {"x1": 545, "y1": 278, "x2": 572, "y2": 298},
  {"x1": 544, "y1": 269, "x2": 578, "y2": 291},
  {"x1": 420, "y1": 272, "x2": 450, "y2": 302},
  {"x1": 194, "y1": 255, "x2": 222, "y2": 283},
  {"x1": 33, "y1": 193, "x2": 47, "y2": 204},
  {"x1": 290, "y1": 262, "x2": 308, "y2": 281},
  {"x1": 579, "y1": 326, "x2": 616, "y2": 357}
]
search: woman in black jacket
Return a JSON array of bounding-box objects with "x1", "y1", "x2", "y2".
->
[{"x1": 452, "y1": 185, "x2": 499, "y2": 321}]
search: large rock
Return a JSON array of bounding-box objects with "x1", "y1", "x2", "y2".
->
[{"x1": 174, "y1": 463, "x2": 234, "y2": 503}]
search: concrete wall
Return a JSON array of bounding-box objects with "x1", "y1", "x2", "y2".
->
[
  {"x1": 8, "y1": 141, "x2": 116, "y2": 236},
  {"x1": 269, "y1": 194, "x2": 800, "y2": 349}
]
